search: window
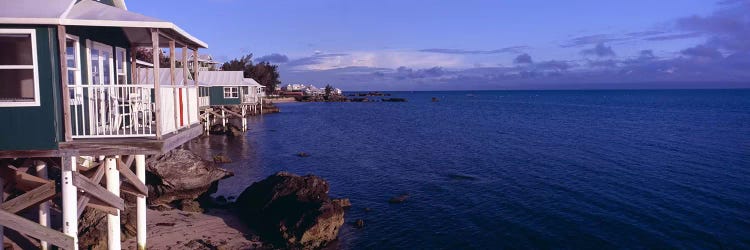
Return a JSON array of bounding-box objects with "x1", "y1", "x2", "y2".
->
[
  {"x1": 115, "y1": 47, "x2": 127, "y2": 85},
  {"x1": 0, "y1": 29, "x2": 39, "y2": 106},
  {"x1": 66, "y1": 35, "x2": 82, "y2": 104},
  {"x1": 223, "y1": 87, "x2": 238, "y2": 98}
]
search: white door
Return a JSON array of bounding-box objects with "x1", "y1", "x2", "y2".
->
[{"x1": 88, "y1": 42, "x2": 116, "y2": 134}]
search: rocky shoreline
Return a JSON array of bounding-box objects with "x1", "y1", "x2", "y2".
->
[{"x1": 78, "y1": 148, "x2": 346, "y2": 250}]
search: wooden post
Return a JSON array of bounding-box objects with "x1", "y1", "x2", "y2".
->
[
  {"x1": 182, "y1": 46, "x2": 191, "y2": 127},
  {"x1": 169, "y1": 41, "x2": 179, "y2": 131},
  {"x1": 36, "y1": 161, "x2": 51, "y2": 250},
  {"x1": 105, "y1": 157, "x2": 121, "y2": 250},
  {"x1": 242, "y1": 105, "x2": 247, "y2": 131},
  {"x1": 58, "y1": 25, "x2": 72, "y2": 141},
  {"x1": 151, "y1": 29, "x2": 163, "y2": 140},
  {"x1": 62, "y1": 156, "x2": 79, "y2": 249},
  {"x1": 192, "y1": 49, "x2": 199, "y2": 83},
  {"x1": 221, "y1": 109, "x2": 226, "y2": 128},
  {"x1": 135, "y1": 155, "x2": 146, "y2": 250},
  {"x1": 0, "y1": 173, "x2": 4, "y2": 247},
  {"x1": 130, "y1": 46, "x2": 137, "y2": 84}
]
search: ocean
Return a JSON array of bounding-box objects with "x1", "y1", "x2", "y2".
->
[{"x1": 190, "y1": 90, "x2": 750, "y2": 249}]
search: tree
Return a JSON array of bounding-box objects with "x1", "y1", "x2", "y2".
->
[
  {"x1": 221, "y1": 54, "x2": 280, "y2": 95},
  {"x1": 324, "y1": 84, "x2": 333, "y2": 100},
  {"x1": 134, "y1": 48, "x2": 170, "y2": 68}
]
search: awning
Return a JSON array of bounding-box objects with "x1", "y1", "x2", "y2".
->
[{"x1": 0, "y1": 0, "x2": 207, "y2": 49}]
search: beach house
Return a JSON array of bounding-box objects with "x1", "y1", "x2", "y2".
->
[
  {"x1": 197, "y1": 71, "x2": 264, "y2": 131},
  {"x1": 0, "y1": 0, "x2": 207, "y2": 249}
]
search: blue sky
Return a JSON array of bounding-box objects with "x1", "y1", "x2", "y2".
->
[{"x1": 129, "y1": 0, "x2": 750, "y2": 90}]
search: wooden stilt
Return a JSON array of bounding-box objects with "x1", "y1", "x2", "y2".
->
[
  {"x1": 62, "y1": 156, "x2": 79, "y2": 250},
  {"x1": 241, "y1": 105, "x2": 247, "y2": 131},
  {"x1": 221, "y1": 109, "x2": 226, "y2": 128},
  {"x1": 105, "y1": 157, "x2": 121, "y2": 250},
  {"x1": 135, "y1": 155, "x2": 146, "y2": 250},
  {"x1": 35, "y1": 161, "x2": 51, "y2": 250},
  {"x1": 0, "y1": 173, "x2": 4, "y2": 247}
]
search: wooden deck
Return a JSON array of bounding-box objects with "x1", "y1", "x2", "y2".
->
[{"x1": 0, "y1": 125, "x2": 203, "y2": 159}]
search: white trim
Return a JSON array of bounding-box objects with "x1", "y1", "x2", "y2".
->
[
  {"x1": 0, "y1": 29, "x2": 41, "y2": 107},
  {"x1": 65, "y1": 34, "x2": 83, "y2": 105},
  {"x1": 115, "y1": 47, "x2": 127, "y2": 84},
  {"x1": 223, "y1": 87, "x2": 239, "y2": 99},
  {"x1": 0, "y1": 18, "x2": 207, "y2": 48}
]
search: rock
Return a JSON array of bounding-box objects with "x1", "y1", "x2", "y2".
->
[
  {"x1": 184, "y1": 239, "x2": 222, "y2": 250},
  {"x1": 180, "y1": 200, "x2": 204, "y2": 213},
  {"x1": 235, "y1": 172, "x2": 345, "y2": 249},
  {"x1": 78, "y1": 204, "x2": 137, "y2": 250},
  {"x1": 388, "y1": 194, "x2": 409, "y2": 204},
  {"x1": 332, "y1": 198, "x2": 352, "y2": 209},
  {"x1": 354, "y1": 219, "x2": 365, "y2": 229},
  {"x1": 382, "y1": 98, "x2": 407, "y2": 102},
  {"x1": 432, "y1": 97, "x2": 439, "y2": 102},
  {"x1": 213, "y1": 154, "x2": 232, "y2": 163},
  {"x1": 209, "y1": 124, "x2": 225, "y2": 135},
  {"x1": 225, "y1": 124, "x2": 243, "y2": 137},
  {"x1": 297, "y1": 152, "x2": 311, "y2": 157},
  {"x1": 146, "y1": 149, "x2": 234, "y2": 207}
]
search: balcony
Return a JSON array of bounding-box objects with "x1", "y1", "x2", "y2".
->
[{"x1": 67, "y1": 84, "x2": 199, "y2": 139}]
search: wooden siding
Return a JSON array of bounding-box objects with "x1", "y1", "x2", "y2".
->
[
  {"x1": 0, "y1": 25, "x2": 62, "y2": 151},
  {"x1": 209, "y1": 86, "x2": 241, "y2": 105}
]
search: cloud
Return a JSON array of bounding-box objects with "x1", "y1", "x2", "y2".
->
[
  {"x1": 418, "y1": 46, "x2": 528, "y2": 55},
  {"x1": 680, "y1": 45, "x2": 723, "y2": 59},
  {"x1": 676, "y1": 0, "x2": 750, "y2": 52},
  {"x1": 255, "y1": 53, "x2": 289, "y2": 63},
  {"x1": 513, "y1": 53, "x2": 533, "y2": 64},
  {"x1": 644, "y1": 32, "x2": 703, "y2": 41},
  {"x1": 562, "y1": 34, "x2": 627, "y2": 48},
  {"x1": 581, "y1": 43, "x2": 616, "y2": 57},
  {"x1": 638, "y1": 50, "x2": 656, "y2": 60}
]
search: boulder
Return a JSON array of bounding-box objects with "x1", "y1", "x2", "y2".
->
[
  {"x1": 209, "y1": 124, "x2": 226, "y2": 135},
  {"x1": 179, "y1": 200, "x2": 204, "y2": 213},
  {"x1": 332, "y1": 198, "x2": 352, "y2": 208},
  {"x1": 213, "y1": 154, "x2": 232, "y2": 163},
  {"x1": 78, "y1": 204, "x2": 137, "y2": 250},
  {"x1": 388, "y1": 193, "x2": 409, "y2": 204},
  {"x1": 235, "y1": 172, "x2": 345, "y2": 249},
  {"x1": 146, "y1": 149, "x2": 234, "y2": 207},
  {"x1": 225, "y1": 124, "x2": 243, "y2": 137}
]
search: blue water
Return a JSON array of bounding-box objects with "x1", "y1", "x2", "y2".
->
[{"x1": 193, "y1": 90, "x2": 750, "y2": 249}]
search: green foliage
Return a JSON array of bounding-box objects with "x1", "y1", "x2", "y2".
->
[
  {"x1": 324, "y1": 84, "x2": 333, "y2": 99},
  {"x1": 221, "y1": 54, "x2": 280, "y2": 95}
]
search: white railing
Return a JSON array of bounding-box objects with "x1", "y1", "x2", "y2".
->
[
  {"x1": 198, "y1": 96, "x2": 210, "y2": 107},
  {"x1": 69, "y1": 84, "x2": 200, "y2": 138},
  {"x1": 242, "y1": 94, "x2": 258, "y2": 104},
  {"x1": 159, "y1": 86, "x2": 199, "y2": 134},
  {"x1": 69, "y1": 84, "x2": 156, "y2": 138}
]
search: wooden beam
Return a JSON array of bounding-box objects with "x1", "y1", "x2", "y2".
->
[
  {"x1": 183, "y1": 45, "x2": 191, "y2": 127},
  {"x1": 220, "y1": 106, "x2": 243, "y2": 118},
  {"x1": 57, "y1": 25, "x2": 72, "y2": 142},
  {"x1": 77, "y1": 163, "x2": 106, "y2": 217},
  {"x1": 170, "y1": 40, "x2": 180, "y2": 131},
  {"x1": 131, "y1": 45, "x2": 138, "y2": 85},
  {"x1": 192, "y1": 49, "x2": 199, "y2": 82},
  {"x1": 152, "y1": 28, "x2": 163, "y2": 140},
  {"x1": 156, "y1": 30, "x2": 186, "y2": 47},
  {"x1": 85, "y1": 195, "x2": 119, "y2": 216},
  {"x1": 117, "y1": 158, "x2": 147, "y2": 196},
  {"x1": 0, "y1": 181, "x2": 55, "y2": 214},
  {"x1": 72, "y1": 172, "x2": 124, "y2": 211},
  {"x1": 0, "y1": 209, "x2": 75, "y2": 250},
  {"x1": 0, "y1": 168, "x2": 49, "y2": 192}
]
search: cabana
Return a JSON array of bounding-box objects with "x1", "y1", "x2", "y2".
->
[{"x1": 0, "y1": 0, "x2": 207, "y2": 249}]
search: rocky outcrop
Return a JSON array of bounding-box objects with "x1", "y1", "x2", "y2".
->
[
  {"x1": 235, "y1": 172, "x2": 345, "y2": 249},
  {"x1": 146, "y1": 149, "x2": 233, "y2": 208},
  {"x1": 78, "y1": 203, "x2": 137, "y2": 250}
]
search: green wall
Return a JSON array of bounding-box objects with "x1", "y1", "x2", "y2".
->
[
  {"x1": 209, "y1": 86, "x2": 241, "y2": 105},
  {"x1": 0, "y1": 26, "x2": 62, "y2": 150}
]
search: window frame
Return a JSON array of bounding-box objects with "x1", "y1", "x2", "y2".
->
[
  {"x1": 115, "y1": 47, "x2": 127, "y2": 85},
  {"x1": 223, "y1": 87, "x2": 238, "y2": 99},
  {"x1": 66, "y1": 34, "x2": 83, "y2": 105},
  {"x1": 0, "y1": 29, "x2": 41, "y2": 107}
]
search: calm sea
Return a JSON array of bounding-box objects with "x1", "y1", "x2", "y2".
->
[{"x1": 190, "y1": 90, "x2": 750, "y2": 249}]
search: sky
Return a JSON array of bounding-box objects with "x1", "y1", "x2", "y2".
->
[{"x1": 128, "y1": 0, "x2": 750, "y2": 90}]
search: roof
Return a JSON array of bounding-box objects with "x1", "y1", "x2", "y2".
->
[
  {"x1": 197, "y1": 71, "x2": 246, "y2": 86},
  {"x1": 173, "y1": 53, "x2": 220, "y2": 64},
  {"x1": 0, "y1": 0, "x2": 207, "y2": 49},
  {"x1": 244, "y1": 78, "x2": 265, "y2": 88},
  {"x1": 136, "y1": 68, "x2": 199, "y2": 86}
]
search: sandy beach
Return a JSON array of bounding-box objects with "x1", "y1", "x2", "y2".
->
[{"x1": 123, "y1": 209, "x2": 263, "y2": 250}]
